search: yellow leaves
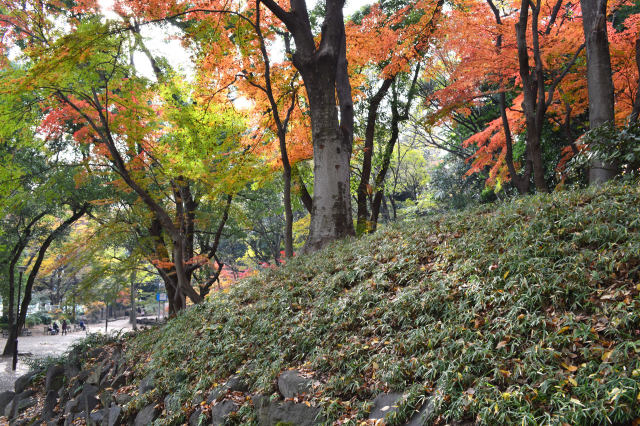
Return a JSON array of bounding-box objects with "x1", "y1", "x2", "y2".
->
[
  {"x1": 557, "y1": 326, "x2": 571, "y2": 334},
  {"x1": 499, "y1": 369, "x2": 511, "y2": 378},
  {"x1": 561, "y1": 362, "x2": 578, "y2": 372},
  {"x1": 570, "y1": 398, "x2": 584, "y2": 406},
  {"x1": 608, "y1": 387, "x2": 623, "y2": 403},
  {"x1": 503, "y1": 270, "x2": 510, "y2": 279},
  {"x1": 601, "y1": 350, "x2": 613, "y2": 362},
  {"x1": 567, "y1": 377, "x2": 577, "y2": 387},
  {"x1": 496, "y1": 340, "x2": 508, "y2": 349}
]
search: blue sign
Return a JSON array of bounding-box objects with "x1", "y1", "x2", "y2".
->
[{"x1": 156, "y1": 293, "x2": 168, "y2": 302}]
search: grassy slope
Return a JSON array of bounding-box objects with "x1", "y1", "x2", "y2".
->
[{"x1": 123, "y1": 183, "x2": 640, "y2": 425}]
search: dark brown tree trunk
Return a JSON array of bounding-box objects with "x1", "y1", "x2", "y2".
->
[
  {"x1": 516, "y1": 0, "x2": 549, "y2": 193},
  {"x1": 356, "y1": 77, "x2": 394, "y2": 235},
  {"x1": 129, "y1": 269, "x2": 137, "y2": 330},
  {"x1": 292, "y1": 164, "x2": 312, "y2": 213},
  {"x1": 253, "y1": 5, "x2": 298, "y2": 259},
  {"x1": 488, "y1": 0, "x2": 531, "y2": 194},
  {"x1": 581, "y1": 0, "x2": 617, "y2": 183},
  {"x1": 283, "y1": 167, "x2": 294, "y2": 258},
  {"x1": 369, "y1": 98, "x2": 401, "y2": 230},
  {"x1": 628, "y1": 32, "x2": 640, "y2": 123}
]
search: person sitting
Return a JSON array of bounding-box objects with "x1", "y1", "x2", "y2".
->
[
  {"x1": 78, "y1": 320, "x2": 86, "y2": 331},
  {"x1": 52, "y1": 322, "x2": 59, "y2": 335}
]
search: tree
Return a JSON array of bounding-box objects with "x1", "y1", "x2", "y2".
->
[
  {"x1": 348, "y1": 0, "x2": 444, "y2": 234},
  {"x1": 1, "y1": 5, "x2": 252, "y2": 313},
  {"x1": 580, "y1": 0, "x2": 617, "y2": 184}
]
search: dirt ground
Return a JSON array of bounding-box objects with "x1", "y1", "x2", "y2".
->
[{"x1": 0, "y1": 317, "x2": 142, "y2": 392}]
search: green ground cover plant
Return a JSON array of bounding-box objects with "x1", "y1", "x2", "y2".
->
[{"x1": 77, "y1": 182, "x2": 640, "y2": 424}]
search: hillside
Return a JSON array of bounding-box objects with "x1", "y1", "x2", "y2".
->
[{"x1": 4, "y1": 182, "x2": 640, "y2": 425}]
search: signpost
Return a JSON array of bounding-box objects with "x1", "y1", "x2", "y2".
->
[{"x1": 156, "y1": 292, "x2": 167, "y2": 320}]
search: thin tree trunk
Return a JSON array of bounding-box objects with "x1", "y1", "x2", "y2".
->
[
  {"x1": 488, "y1": 0, "x2": 531, "y2": 194},
  {"x1": 581, "y1": 0, "x2": 617, "y2": 183},
  {"x1": 129, "y1": 269, "x2": 137, "y2": 330},
  {"x1": 283, "y1": 167, "x2": 294, "y2": 258},
  {"x1": 628, "y1": 32, "x2": 640, "y2": 123},
  {"x1": 292, "y1": 164, "x2": 312, "y2": 214},
  {"x1": 356, "y1": 77, "x2": 394, "y2": 235},
  {"x1": 370, "y1": 92, "x2": 402, "y2": 231}
]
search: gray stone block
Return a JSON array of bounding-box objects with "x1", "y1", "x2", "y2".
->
[
  {"x1": 139, "y1": 373, "x2": 155, "y2": 394},
  {"x1": 253, "y1": 395, "x2": 323, "y2": 426},
  {"x1": 42, "y1": 390, "x2": 59, "y2": 421},
  {"x1": 188, "y1": 407, "x2": 204, "y2": 426},
  {"x1": 368, "y1": 392, "x2": 403, "y2": 421},
  {"x1": 103, "y1": 405, "x2": 122, "y2": 426},
  {"x1": 14, "y1": 372, "x2": 35, "y2": 394},
  {"x1": 211, "y1": 400, "x2": 239, "y2": 425},
  {"x1": 114, "y1": 392, "x2": 132, "y2": 406},
  {"x1": 277, "y1": 370, "x2": 313, "y2": 399},
  {"x1": 0, "y1": 390, "x2": 15, "y2": 415},
  {"x1": 134, "y1": 403, "x2": 159, "y2": 426},
  {"x1": 206, "y1": 375, "x2": 249, "y2": 404},
  {"x1": 46, "y1": 364, "x2": 66, "y2": 393}
]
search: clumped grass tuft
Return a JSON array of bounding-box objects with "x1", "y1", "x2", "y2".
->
[{"x1": 121, "y1": 182, "x2": 640, "y2": 425}]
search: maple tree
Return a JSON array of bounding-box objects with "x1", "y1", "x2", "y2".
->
[
  {"x1": 116, "y1": 0, "x2": 359, "y2": 251},
  {"x1": 0, "y1": 1, "x2": 256, "y2": 314},
  {"x1": 419, "y1": 0, "x2": 640, "y2": 193},
  {"x1": 2, "y1": 0, "x2": 640, "y2": 323},
  {"x1": 349, "y1": 0, "x2": 444, "y2": 234}
]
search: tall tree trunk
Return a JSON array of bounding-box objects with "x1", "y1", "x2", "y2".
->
[
  {"x1": 369, "y1": 93, "x2": 401, "y2": 231},
  {"x1": 262, "y1": 0, "x2": 355, "y2": 252},
  {"x1": 303, "y1": 71, "x2": 355, "y2": 251},
  {"x1": 488, "y1": 0, "x2": 531, "y2": 194},
  {"x1": 581, "y1": 0, "x2": 617, "y2": 183},
  {"x1": 283, "y1": 167, "x2": 294, "y2": 258},
  {"x1": 356, "y1": 78, "x2": 394, "y2": 235},
  {"x1": 515, "y1": 0, "x2": 550, "y2": 193},
  {"x1": 129, "y1": 269, "x2": 137, "y2": 330}
]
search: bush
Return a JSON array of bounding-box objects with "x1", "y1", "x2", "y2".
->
[{"x1": 566, "y1": 121, "x2": 640, "y2": 180}]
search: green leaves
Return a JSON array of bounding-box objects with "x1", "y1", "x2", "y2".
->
[{"x1": 107, "y1": 181, "x2": 640, "y2": 424}]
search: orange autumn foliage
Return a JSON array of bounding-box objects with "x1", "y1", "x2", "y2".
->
[{"x1": 424, "y1": 0, "x2": 640, "y2": 185}]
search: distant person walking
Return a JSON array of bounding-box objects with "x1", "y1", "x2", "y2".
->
[{"x1": 61, "y1": 320, "x2": 68, "y2": 335}]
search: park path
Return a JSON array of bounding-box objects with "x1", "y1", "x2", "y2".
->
[{"x1": 0, "y1": 318, "x2": 139, "y2": 392}]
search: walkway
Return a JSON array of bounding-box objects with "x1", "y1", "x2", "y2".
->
[{"x1": 0, "y1": 318, "x2": 141, "y2": 392}]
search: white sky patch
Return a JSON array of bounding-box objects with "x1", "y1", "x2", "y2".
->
[{"x1": 100, "y1": 0, "x2": 372, "y2": 81}]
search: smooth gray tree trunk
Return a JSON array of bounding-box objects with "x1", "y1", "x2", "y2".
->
[{"x1": 581, "y1": 0, "x2": 617, "y2": 184}]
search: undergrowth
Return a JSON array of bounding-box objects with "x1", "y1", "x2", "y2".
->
[{"x1": 119, "y1": 182, "x2": 640, "y2": 425}]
